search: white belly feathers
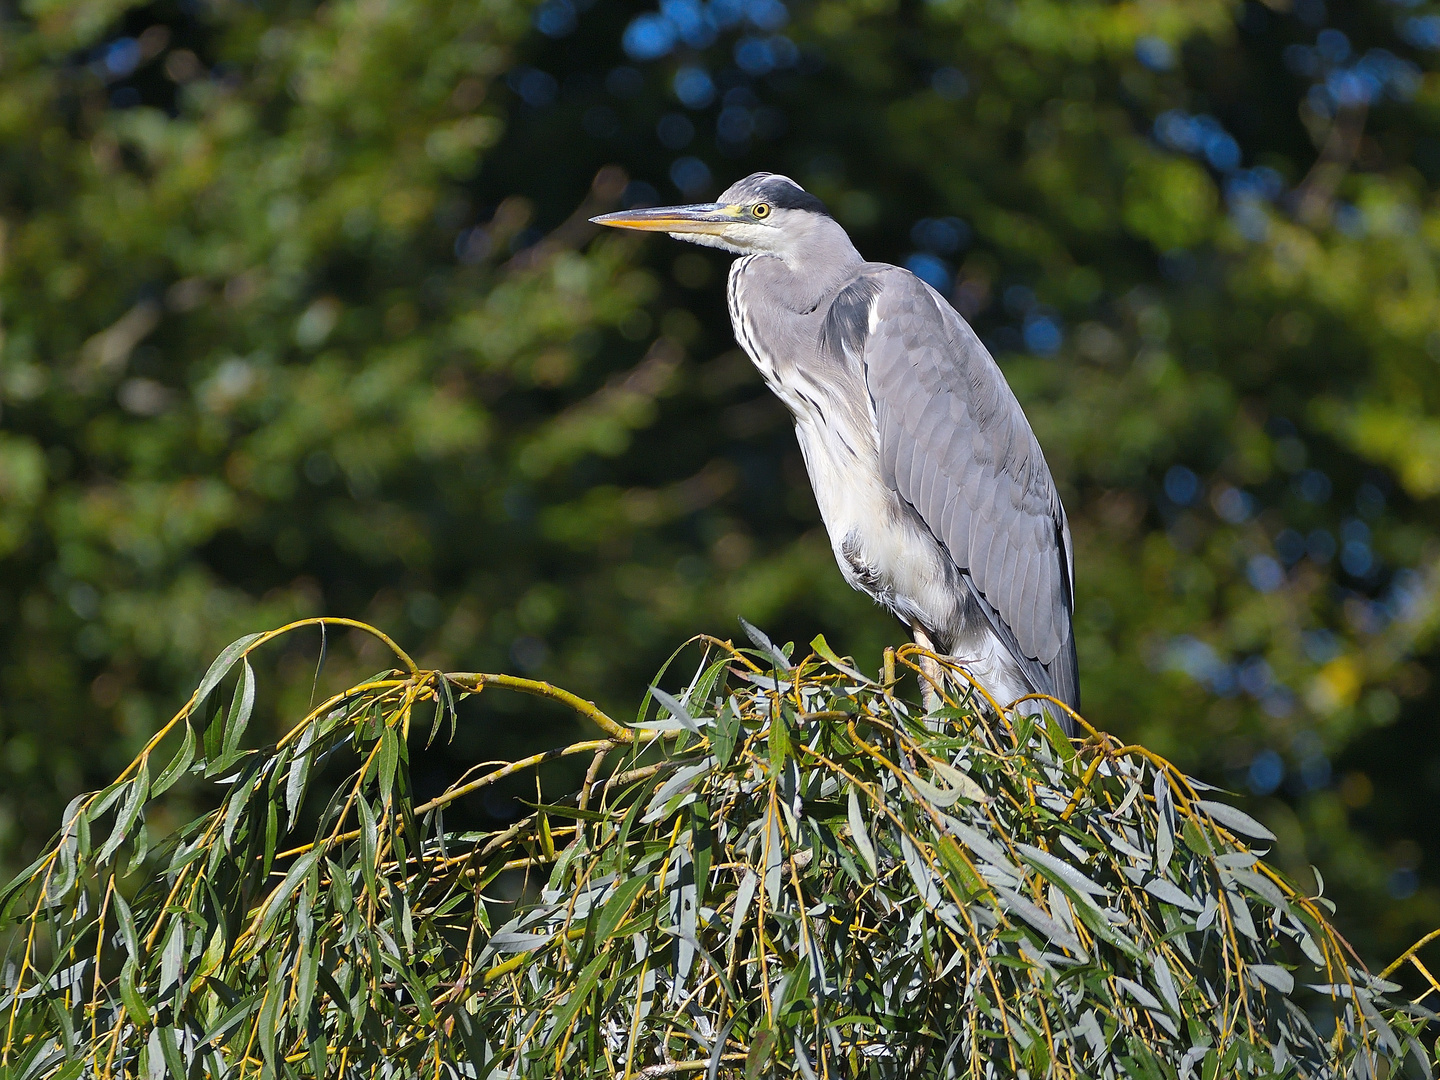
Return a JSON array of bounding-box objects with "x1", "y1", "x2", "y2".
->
[
  {"x1": 787, "y1": 386, "x2": 1035, "y2": 708},
  {"x1": 789, "y1": 404, "x2": 953, "y2": 629}
]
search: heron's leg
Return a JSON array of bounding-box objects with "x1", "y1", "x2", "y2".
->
[{"x1": 910, "y1": 623, "x2": 943, "y2": 719}]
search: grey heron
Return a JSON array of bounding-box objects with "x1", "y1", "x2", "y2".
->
[{"x1": 593, "y1": 172, "x2": 1078, "y2": 730}]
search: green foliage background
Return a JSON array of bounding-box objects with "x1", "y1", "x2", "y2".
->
[{"x1": 3, "y1": 0, "x2": 1440, "y2": 967}]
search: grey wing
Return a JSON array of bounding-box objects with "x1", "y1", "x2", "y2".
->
[{"x1": 859, "y1": 268, "x2": 1079, "y2": 711}]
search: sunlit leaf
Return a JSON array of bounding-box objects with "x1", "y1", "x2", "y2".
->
[
  {"x1": 1195, "y1": 801, "x2": 1277, "y2": 844},
  {"x1": 847, "y1": 787, "x2": 878, "y2": 878},
  {"x1": 194, "y1": 634, "x2": 265, "y2": 711}
]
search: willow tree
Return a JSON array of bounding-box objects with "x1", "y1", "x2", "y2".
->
[{"x1": 2, "y1": 623, "x2": 1436, "y2": 1076}]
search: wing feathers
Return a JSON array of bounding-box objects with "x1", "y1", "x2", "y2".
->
[{"x1": 862, "y1": 268, "x2": 1077, "y2": 709}]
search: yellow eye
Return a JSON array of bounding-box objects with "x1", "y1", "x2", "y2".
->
[{"x1": 752, "y1": 203, "x2": 771, "y2": 218}]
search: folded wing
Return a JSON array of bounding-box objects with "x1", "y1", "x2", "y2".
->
[{"x1": 860, "y1": 268, "x2": 1079, "y2": 709}]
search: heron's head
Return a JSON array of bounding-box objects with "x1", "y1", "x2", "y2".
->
[{"x1": 590, "y1": 173, "x2": 841, "y2": 258}]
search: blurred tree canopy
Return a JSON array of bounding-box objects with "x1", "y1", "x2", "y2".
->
[{"x1": 4, "y1": 0, "x2": 1440, "y2": 960}]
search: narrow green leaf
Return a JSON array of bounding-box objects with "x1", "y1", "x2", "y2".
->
[
  {"x1": 739, "y1": 617, "x2": 791, "y2": 670},
  {"x1": 158, "y1": 919, "x2": 184, "y2": 995},
  {"x1": 327, "y1": 858, "x2": 353, "y2": 914},
  {"x1": 378, "y1": 724, "x2": 400, "y2": 804},
  {"x1": 487, "y1": 929, "x2": 550, "y2": 953},
  {"x1": 847, "y1": 787, "x2": 878, "y2": 877},
  {"x1": 519, "y1": 800, "x2": 609, "y2": 823},
  {"x1": 1181, "y1": 818, "x2": 1214, "y2": 857},
  {"x1": 930, "y1": 760, "x2": 989, "y2": 804},
  {"x1": 1067, "y1": 889, "x2": 1143, "y2": 960},
  {"x1": 712, "y1": 697, "x2": 740, "y2": 769},
  {"x1": 202, "y1": 691, "x2": 226, "y2": 765},
  {"x1": 1153, "y1": 953, "x2": 1181, "y2": 1016},
  {"x1": 285, "y1": 722, "x2": 317, "y2": 830},
  {"x1": 118, "y1": 958, "x2": 148, "y2": 1030},
  {"x1": 1010, "y1": 712, "x2": 1035, "y2": 751},
  {"x1": 650, "y1": 686, "x2": 702, "y2": 733},
  {"x1": 0, "y1": 849, "x2": 57, "y2": 923},
  {"x1": 150, "y1": 721, "x2": 196, "y2": 798},
  {"x1": 194, "y1": 922, "x2": 225, "y2": 983},
  {"x1": 198, "y1": 988, "x2": 261, "y2": 1046},
  {"x1": 156, "y1": 1026, "x2": 185, "y2": 1080},
  {"x1": 674, "y1": 846, "x2": 698, "y2": 986},
  {"x1": 935, "y1": 835, "x2": 987, "y2": 896},
  {"x1": 691, "y1": 803, "x2": 713, "y2": 911},
  {"x1": 729, "y1": 869, "x2": 758, "y2": 953},
  {"x1": 900, "y1": 832, "x2": 940, "y2": 907},
  {"x1": 1227, "y1": 866, "x2": 1289, "y2": 911},
  {"x1": 1226, "y1": 888, "x2": 1260, "y2": 942},
  {"x1": 221, "y1": 768, "x2": 263, "y2": 849},
  {"x1": 257, "y1": 962, "x2": 283, "y2": 1068},
  {"x1": 97, "y1": 772, "x2": 149, "y2": 866},
  {"x1": 687, "y1": 653, "x2": 733, "y2": 716},
  {"x1": 768, "y1": 708, "x2": 790, "y2": 773},
  {"x1": 221, "y1": 660, "x2": 257, "y2": 764},
  {"x1": 194, "y1": 632, "x2": 264, "y2": 709},
  {"x1": 357, "y1": 796, "x2": 379, "y2": 901},
  {"x1": 1117, "y1": 977, "x2": 1163, "y2": 1012},
  {"x1": 1195, "y1": 800, "x2": 1277, "y2": 843},
  {"x1": 1154, "y1": 778, "x2": 1175, "y2": 873},
  {"x1": 642, "y1": 759, "x2": 713, "y2": 823},
  {"x1": 144, "y1": 1027, "x2": 164, "y2": 1080},
  {"x1": 992, "y1": 885, "x2": 1085, "y2": 956},
  {"x1": 295, "y1": 940, "x2": 319, "y2": 1023},
  {"x1": 744, "y1": 1021, "x2": 778, "y2": 1079},
  {"x1": 707, "y1": 1012, "x2": 741, "y2": 1080},
  {"x1": 543, "y1": 953, "x2": 608, "y2": 1051},
  {"x1": 809, "y1": 634, "x2": 872, "y2": 683},
  {"x1": 314, "y1": 966, "x2": 349, "y2": 1018},
  {"x1": 794, "y1": 1033, "x2": 820, "y2": 1080},
  {"x1": 907, "y1": 774, "x2": 964, "y2": 808},
  {"x1": 1249, "y1": 964, "x2": 1295, "y2": 995},
  {"x1": 1291, "y1": 919, "x2": 1328, "y2": 967},
  {"x1": 763, "y1": 801, "x2": 784, "y2": 907},
  {"x1": 1143, "y1": 877, "x2": 1203, "y2": 913},
  {"x1": 262, "y1": 798, "x2": 279, "y2": 881},
  {"x1": 594, "y1": 876, "x2": 648, "y2": 943},
  {"x1": 259, "y1": 849, "x2": 323, "y2": 934},
  {"x1": 1016, "y1": 843, "x2": 1112, "y2": 898},
  {"x1": 1041, "y1": 709, "x2": 1077, "y2": 764},
  {"x1": 112, "y1": 889, "x2": 141, "y2": 963},
  {"x1": 49, "y1": 818, "x2": 80, "y2": 902},
  {"x1": 309, "y1": 1033, "x2": 329, "y2": 1077}
]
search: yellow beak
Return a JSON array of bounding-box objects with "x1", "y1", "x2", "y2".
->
[{"x1": 590, "y1": 203, "x2": 741, "y2": 235}]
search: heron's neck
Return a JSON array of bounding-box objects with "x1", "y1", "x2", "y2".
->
[{"x1": 768, "y1": 221, "x2": 865, "y2": 312}]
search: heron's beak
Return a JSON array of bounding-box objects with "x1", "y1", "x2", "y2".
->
[{"x1": 589, "y1": 203, "x2": 740, "y2": 236}]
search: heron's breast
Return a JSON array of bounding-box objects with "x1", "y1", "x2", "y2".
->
[
  {"x1": 727, "y1": 258, "x2": 958, "y2": 629},
  {"x1": 789, "y1": 402, "x2": 959, "y2": 632}
]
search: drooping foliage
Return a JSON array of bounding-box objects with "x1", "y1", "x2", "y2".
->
[{"x1": 2, "y1": 622, "x2": 1435, "y2": 1076}]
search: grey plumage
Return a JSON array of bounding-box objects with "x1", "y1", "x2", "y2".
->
[
  {"x1": 593, "y1": 172, "x2": 1078, "y2": 727},
  {"x1": 864, "y1": 268, "x2": 1078, "y2": 712}
]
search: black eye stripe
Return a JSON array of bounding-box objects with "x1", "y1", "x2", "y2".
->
[
  {"x1": 755, "y1": 180, "x2": 830, "y2": 216},
  {"x1": 719, "y1": 173, "x2": 833, "y2": 217}
]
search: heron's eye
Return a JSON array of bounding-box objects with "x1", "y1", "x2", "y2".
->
[{"x1": 752, "y1": 203, "x2": 771, "y2": 219}]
